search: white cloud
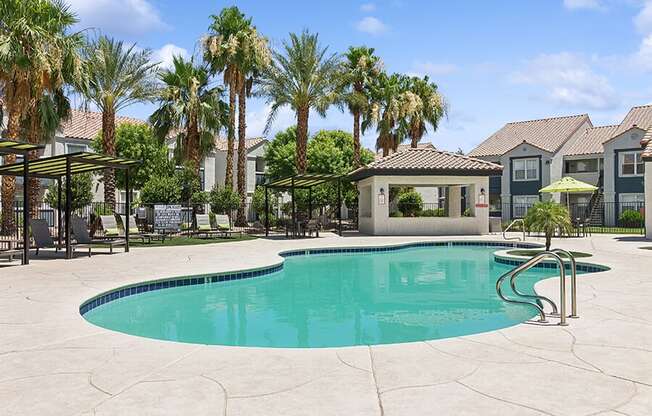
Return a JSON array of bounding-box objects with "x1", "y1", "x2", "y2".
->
[
  {"x1": 66, "y1": 0, "x2": 167, "y2": 35},
  {"x1": 563, "y1": 0, "x2": 604, "y2": 10},
  {"x1": 356, "y1": 16, "x2": 388, "y2": 35},
  {"x1": 635, "y1": 1, "x2": 652, "y2": 33},
  {"x1": 151, "y1": 44, "x2": 189, "y2": 70},
  {"x1": 246, "y1": 104, "x2": 296, "y2": 137},
  {"x1": 511, "y1": 52, "x2": 619, "y2": 110},
  {"x1": 360, "y1": 3, "x2": 376, "y2": 12},
  {"x1": 409, "y1": 61, "x2": 457, "y2": 77}
]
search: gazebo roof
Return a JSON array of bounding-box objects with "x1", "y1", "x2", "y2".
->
[
  {"x1": 348, "y1": 148, "x2": 503, "y2": 181},
  {"x1": 265, "y1": 173, "x2": 342, "y2": 189},
  {"x1": 0, "y1": 152, "x2": 140, "y2": 179},
  {"x1": 0, "y1": 139, "x2": 45, "y2": 155}
]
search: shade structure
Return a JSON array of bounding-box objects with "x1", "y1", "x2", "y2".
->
[
  {"x1": 540, "y1": 176, "x2": 598, "y2": 211},
  {"x1": 539, "y1": 176, "x2": 598, "y2": 194}
]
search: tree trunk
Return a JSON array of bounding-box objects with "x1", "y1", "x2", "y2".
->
[
  {"x1": 353, "y1": 110, "x2": 361, "y2": 168},
  {"x1": 236, "y1": 80, "x2": 247, "y2": 227},
  {"x1": 187, "y1": 115, "x2": 201, "y2": 173},
  {"x1": 1, "y1": 107, "x2": 21, "y2": 235},
  {"x1": 224, "y1": 85, "x2": 236, "y2": 190},
  {"x1": 102, "y1": 106, "x2": 116, "y2": 210},
  {"x1": 545, "y1": 233, "x2": 552, "y2": 251},
  {"x1": 27, "y1": 113, "x2": 42, "y2": 218},
  {"x1": 296, "y1": 106, "x2": 309, "y2": 174}
]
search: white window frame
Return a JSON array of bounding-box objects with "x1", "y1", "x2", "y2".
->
[
  {"x1": 618, "y1": 193, "x2": 645, "y2": 214},
  {"x1": 619, "y1": 151, "x2": 644, "y2": 177},
  {"x1": 512, "y1": 158, "x2": 539, "y2": 182},
  {"x1": 512, "y1": 195, "x2": 539, "y2": 218},
  {"x1": 65, "y1": 143, "x2": 88, "y2": 154}
]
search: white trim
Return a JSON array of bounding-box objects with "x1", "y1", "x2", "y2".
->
[
  {"x1": 512, "y1": 158, "x2": 539, "y2": 182},
  {"x1": 65, "y1": 143, "x2": 88, "y2": 154},
  {"x1": 619, "y1": 151, "x2": 644, "y2": 177}
]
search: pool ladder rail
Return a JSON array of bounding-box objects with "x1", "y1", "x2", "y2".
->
[
  {"x1": 496, "y1": 249, "x2": 578, "y2": 326},
  {"x1": 503, "y1": 219, "x2": 526, "y2": 241}
]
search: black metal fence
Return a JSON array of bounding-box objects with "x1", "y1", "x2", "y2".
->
[{"x1": 494, "y1": 201, "x2": 646, "y2": 234}]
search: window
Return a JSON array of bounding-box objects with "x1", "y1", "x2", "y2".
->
[
  {"x1": 65, "y1": 143, "x2": 87, "y2": 154},
  {"x1": 512, "y1": 195, "x2": 539, "y2": 218},
  {"x1": 565, "y1": 158, "x2": 599, "y2": 173},
  {"x1": 619, "y1": 193, "x2": 645, "y2": 214},
  {"x1": 512, "y1": 158, "x2": 539, "y2": 181},
  {"x1": 620, "y1": 151, "x2": 644, "y2": 176}
]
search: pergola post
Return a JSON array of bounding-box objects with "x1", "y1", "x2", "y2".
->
[
  {"x1": 337, "y1": 179, "x2": 342, "y2": 236},
  {"x1": 22, "y1": 156, "x2": 29, "y2": 265},
  {"x1": 65, "y1": 159, "x2": 72, "y2": 259},
  {"x1": 308, "y1": 188, "x2": 312, "y2": 220},
  {"x1": 57, "y1": 178, "x2": 62, "y2": 247},
  {"x1": 291, "y1": 178, "x2": 296, "y2": 238},
  {"x1": 125, "y1": 168, "x2": 130, "y2": 253},
  {"x1": 264, "y1": 185, "x2": 269, "y2": 237}
]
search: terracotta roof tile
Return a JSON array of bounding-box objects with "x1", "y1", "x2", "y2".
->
[
  {"x1": 59, "y1": 109, "x2": 144, "y2": 140},
  {"x1": 564, "y1": 125, "x2": 619, "y2": 157},
  {"x1": 468, "y1": 114, "x2": 590, "y2": 158},
  {"x1": 642, "y1": 128, "x2": 652, "y2": 160},
  {"x1": 374, "y1": 142, "x2": 436, "y2": 160},
  {"x1": 214, "y1": 137, "x2": 267, "y2": 152},
  {"x1": 613, "y1": 105, "x2": 652, "y2": 136},
  {"x1": 350, "y1": 148, "x2": 503, "y2": 180}
]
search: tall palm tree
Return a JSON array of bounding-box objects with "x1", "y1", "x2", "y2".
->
[
  {"x1": 259, "y1": 30, "x2": 340, "y2": 174},
  {"x1": 0, "y1": 0, "x2": 82, "y2": 233},
  {"x1": 339, "y1": 46, "x2": 382, "y2": 167},
  {"x1": 204, "y1": 6, "x2": 251, "y2": 190},
  {"x1": 405, "y1": 75, "x2": 447, "y2": 148},
  {"x1": 150, "y1": 56, "x2": 228, "y2": 175},
  {"x1": 81, "y1": 35, "x2": 158, "y2": 209},
  {"x1": 363, "y1": 73, "x2": 411, "y2": 157}
]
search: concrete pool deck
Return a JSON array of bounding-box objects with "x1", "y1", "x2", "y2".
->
[{"x1": 1, "y1": 233, "x2": 651, "y2": 415}]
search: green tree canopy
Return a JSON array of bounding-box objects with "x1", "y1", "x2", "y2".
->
[
  {"x1": 45, "y1": 173, "x2": 94, "y2": 211},
  {"x1": 92, "y1": 123, "x2": 172, "y2": 190}
]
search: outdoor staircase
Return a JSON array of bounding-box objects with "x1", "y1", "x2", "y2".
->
[{"x1": 587, "y1": 192, "x2": 604, "y2": 226}]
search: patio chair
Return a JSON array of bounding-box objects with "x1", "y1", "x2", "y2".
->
[
  {"x1": 119, "y1": 215, "x2": 148, "y2": 242},
  {"x1": 99, "y1": 215, "x2": 120, "y2": 238},
  {"x1": 214, "y1": 214, "x2": 242, "y2": 238},
  {"x1": 31, "y1": 218, "x2": 67, "y2": 255},
  {"x1": 191, "y1": 214, "x2": 221, "y2": 238},
  {"x1": 71, "y1": 216, "x2": 125, "y2": 256}
]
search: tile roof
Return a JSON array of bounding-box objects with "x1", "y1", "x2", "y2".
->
[
  {"x1": 612, "y1": 104, "x2": 652, "y2": 137},
  {"x1": 642, "y1": 129, "x2": 652, "y2": 161},
  {"x1": 59, "y1": 109, "x2": 144, "y2": 140},
  {"x1": 374, "y1": 142, "x2": 436, "y2": 160},
  {"x1": 468, "y1": 114, "x2": 590, "y2": 158},
  {"x1": 214, "y1": 137, "x2": 267, "y2": 152},
  {"x1": 564, "y1": 125, "x2": 619, "y2": 157},
  {"x1": 349, "y1": 148, "x2": 503, "y2": 181}
]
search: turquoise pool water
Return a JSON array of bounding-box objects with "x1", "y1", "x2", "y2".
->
[{"x1": 83, "y1": 245, "x2": 576, "y2": 348}]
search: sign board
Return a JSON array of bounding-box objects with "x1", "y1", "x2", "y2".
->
[{"x1": 154, "y1": 204, "x2": 182, "y2": 232}]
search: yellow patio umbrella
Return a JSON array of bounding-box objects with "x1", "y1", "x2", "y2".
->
[{"x1": 539, "y1": 176, "x2": 598, "y2": 210}]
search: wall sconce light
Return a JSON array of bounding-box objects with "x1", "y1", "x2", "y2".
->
[
  {"x1": 476, "y1": 187, "x2": 488, "y2": 208},
  {"x1": 378, "y1": 187, "x2": 386, "y2": 205}
]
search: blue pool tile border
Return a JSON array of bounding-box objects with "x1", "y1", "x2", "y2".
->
[
  {"x1": 80, "y1": 240, "x2": 607, "y2": 316},
  {"x1": 493, "y1": 256, "x2": 608, "y2": 273}
]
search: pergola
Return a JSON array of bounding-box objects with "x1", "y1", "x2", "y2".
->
[
  {"x1": 0, "y1": 150, "x2": 140, "y2": 262},
  {"x1": 0, "y1": 140, "x2": 46, "y2": 264},
  {"x1": 263, "y1": 173, "x2": 344, "y2": 237}
]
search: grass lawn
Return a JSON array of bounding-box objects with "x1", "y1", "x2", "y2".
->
[
  {"x1": 129, "y1": 235, "x2": 257, "y2": 247},
  {"x1": 507, "y1": 249, "x2": 593, "y2": 258},
  {"x1": 583, "y1": 227, "x2": 644, "y2": 235}
]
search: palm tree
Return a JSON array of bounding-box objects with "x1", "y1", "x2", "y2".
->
[
  {"x1": 0, "y1": 0, "x2": 82, "y2": 233},
  {"x1": 339, "y1": 46, "x2": 382, "y2": 167},
  {"x1": 524, "y1": 201, "x2": 573, "y2": 251},
  {"x1": 363, "y1": 73, "x2": 410, "y2": 157},
  {"x1": 405, "y1": 75, "x2": 447, "y2": 148},
  {"x1": 259, "y1": 30, "x2": 340, "y2": 174},
  {"x1": 81, "y1": 35, "x2": 158, "y2": 209},
  {"x1": 150, "y1": 56, "x2": 228, "y2": 176},
  {"x1": 204, "y1": 6, "x2": 251, "y2": 190}
]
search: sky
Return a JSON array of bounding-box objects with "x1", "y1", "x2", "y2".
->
[{"x1": 65, "y1": 0, "x2": 652, "y2": 153}]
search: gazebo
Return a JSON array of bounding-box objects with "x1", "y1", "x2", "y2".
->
[
  {"x1": 263, "y1": 173, "x2": 345, "y2": 237},
  {"x1": 0, "y1": 150, "x2": 140, "y2": 262}
]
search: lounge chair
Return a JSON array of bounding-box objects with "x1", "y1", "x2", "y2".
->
[
  {"x1": 119, "y1": 215, "x2": 149, "y2": 242},
  {"x1": 99, "y1": 215, "x2": 121, "y2": 238},
  {"x1": 71, "y1": 216, "x2": 126, "y2": 256},
  {"x1": 192, "y1": 214, "x2": 221, "y2": 238},
  {"x1": 31, "y1": 218, "x2": 67, "y2": 255},
  {"x1": 214, "y1": 214, "x2": 242, "y2": 238}
]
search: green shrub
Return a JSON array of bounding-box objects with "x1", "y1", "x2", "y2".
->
[
  {"x1": 419, "y1": 208, "x2": 445, "y2": 217},
  {"x1": 389, "y1": 211, "x2": 403, "y2": 217},
  {"x1": 140, "y1": 175, "x2": 182, "y2": 204},
  {"x1": 209, "y1": 186, "x2": 241, "y2": 214},
  {"x1": 397, "y1": 191, "x2": 423, "y2": 217},
  {"x1": 44, "y1": 173, "x2": 94, "y2": 211},
  {"x1": 619, "y1": 209, "x2": 644, "y2": 227},
  {"x1": 463, "y1": 208, "x2": 471, "y2": 217}
]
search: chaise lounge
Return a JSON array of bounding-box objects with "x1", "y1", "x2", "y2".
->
[{"x1": 71, "y1": 216, "x2": 126, "y2": 256}]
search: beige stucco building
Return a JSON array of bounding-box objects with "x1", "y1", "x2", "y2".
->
[{"x1": 350, "y1": 148, "x2": 503, "y2": 236}]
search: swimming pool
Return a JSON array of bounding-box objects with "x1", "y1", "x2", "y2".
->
[{"x1": 81, "y1": 243, "x2": 604, "y2": 348}]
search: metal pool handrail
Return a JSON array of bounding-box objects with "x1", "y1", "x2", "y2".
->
[
  {"x1": 551, "y1": 248, "x2": 578, "y2": 318},
  {"x1": 496, "y1": 250, "x2": 569, "y2": 326},
  {"x1": 503, "y1": 219, "x2": 525, "y2": 241}
]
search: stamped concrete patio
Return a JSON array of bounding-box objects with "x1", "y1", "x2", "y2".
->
[{"x1": 1, "y1": 232, "x2": 651, "y2": 416}]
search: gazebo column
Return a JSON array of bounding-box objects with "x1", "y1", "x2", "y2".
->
[
  {"x1": 22, "y1": 156, "x2": 29, "y2": 265},
  {"x1": 448, "y1": 185, "x2": 462, "y2": 218}
]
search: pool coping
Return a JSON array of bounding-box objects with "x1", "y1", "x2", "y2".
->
[{"x1": 79, "y1": 239, "x2": 608, "y2": 316}]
